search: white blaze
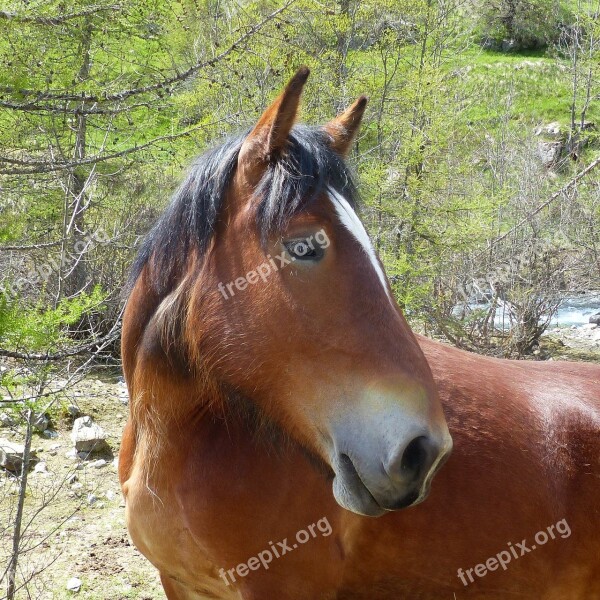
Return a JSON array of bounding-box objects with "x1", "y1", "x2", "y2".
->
[{"x1": 328, "y1": 187, "x2": 394, "y2": 305}]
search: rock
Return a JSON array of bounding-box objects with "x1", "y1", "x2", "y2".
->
[
  {"x1": 71, "y1": 482, "x2": 83, "y2": 490},
  {"x1": 0, "y1": 412, "x2": 15, "y2": 427},
  {"x1": 89, "y1": 459, "x2": 107, "y2": 469},
  {"x1": 67, "y1": 404, "x2": 81, "y2": 418},
  {"x1": 66, "y1": 577, "x2": 82, "y2": 592},
  {"x1": 105, "y1": 490, "x2": 116, "y2": 501},
  {"x1": 501, "y1": 38, "x2": 518, "y2": 52},
  {"x1": 538, "y1": 141, "x2": 563, "y2": 167},
  {"x1": 67, "y1": 473, "x2": 78, "y2": 484},
  {"x1": 535, "y1": 122, "x2": 562, "y2": 138},
  {"x1": 0, "y1": 438, "x2": 37, "y2": 472},
  {"x1": 70, "y1": 416, "x2": 107, "y2": 453},
  {"x1": 34, "y1": 461, "x2": 48, "y2": 474},
  {"x1": 33, "y1": 412, "x2": 50, "y2": 432},
  {"x1": 42, "y1": 429, "x2": 58, "y2": 439},
  {"x1": 65, "y1": 448, "x2": 78, "y2": 460},
  {"x1": 48, "y1": 443, "x2": 60, "y2": 456},
  {"x1": 87, "y1": 493, "x2": 98, "y2": 505},
  {"x1": 589, "y1": 312, "x2": 600, "y2": 325},
  {"x1": 481, "y1": 36, "x2": 500, "y2": 51},
  {"x1": 118, "y1": 387, "x2": 129, "y2": 405}
]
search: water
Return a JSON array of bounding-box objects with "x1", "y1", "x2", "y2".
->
[
  {"x1": 550, "y1": 294, "x2": 600, "y2": 327},
  {"x1": 454, "y1": 293, "x2": 600, "y2": 329}
]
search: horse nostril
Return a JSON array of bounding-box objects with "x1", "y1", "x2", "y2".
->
[{"x1": 400, "y1": 436, "x2": 430, "y2": 482}]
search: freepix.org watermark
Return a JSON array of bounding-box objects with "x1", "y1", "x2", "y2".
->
[
  {"x1": 218, "y1": 516, "x2": 332, "y2": 586},
  {"x1": 2, "y1": 228, "x2": 109, "y2": 299},
  {"x1": 217, "y1": 229, "x2": 330, "y2": 300},
  {"x1": 457, "y1": 518, "x2": 571, "y2": 587}
]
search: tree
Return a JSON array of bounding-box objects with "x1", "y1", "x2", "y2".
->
[
  {"x1": 476, "y1": 0, "x2": 567, "y2": 50},
  {"x1": 0, "y1": 0, "x2": 290, "y2": 320}
]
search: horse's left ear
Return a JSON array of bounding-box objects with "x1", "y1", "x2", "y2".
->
[
  {"x1": 322, "y1": 95, "x2": 368, "y2": 157},
  {"x1": 239, "y1": 67, "x2": 310, "y2": 171}
]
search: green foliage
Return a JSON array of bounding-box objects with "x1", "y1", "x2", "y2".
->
[
  {"x1": 475, "y1": 0, "x2": 571, "y2": 50},
  {"x1": 0, "y1": 286, "x2": 106, "y2": 352},
  {"x1": 0, "y1": 0, "x2": 598, "y2": 359}
]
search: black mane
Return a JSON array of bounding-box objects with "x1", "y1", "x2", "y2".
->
[{"x1": 129, "y1": 124, "x2": 359, "y2": 296}]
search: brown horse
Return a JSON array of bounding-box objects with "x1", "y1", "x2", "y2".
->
[{"x1": 119, "y1": 69, "x2": 600, "y2": 599}]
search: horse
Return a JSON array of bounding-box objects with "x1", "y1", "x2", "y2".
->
[{"x1": 119, "y1": 68, "x2": 600, "y2": 599}]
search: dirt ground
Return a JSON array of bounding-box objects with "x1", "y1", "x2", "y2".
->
[{"x1": 1, "y1": 374, "x2": 164, "y2": 600}]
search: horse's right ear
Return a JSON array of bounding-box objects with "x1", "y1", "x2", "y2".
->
[
  {"x1": 238, "y1": 67, "x2": 310, "y2": 179},
  {"x1": 322, "y1": 95, "x2": 368, "y2": 157}
]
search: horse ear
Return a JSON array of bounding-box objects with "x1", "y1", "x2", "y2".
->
[
  {"x1": 322, "y1": 95, "x2": 368, "y2": 157},
  {"x1": 239, "y1": 67, "x2": 310, "y2": 170}
]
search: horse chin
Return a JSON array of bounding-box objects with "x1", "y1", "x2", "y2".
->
[{"x1": 332, "y1": 475, "x2": 387, "y2": 517}]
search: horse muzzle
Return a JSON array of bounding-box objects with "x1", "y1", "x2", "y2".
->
[{"x1": 326, "y1": 388, "x2": 452, "y2": 516}]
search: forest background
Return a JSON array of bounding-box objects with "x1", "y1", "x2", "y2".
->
[{"x1": 0, "y1": 1, "x2": 599, "y2": 596}]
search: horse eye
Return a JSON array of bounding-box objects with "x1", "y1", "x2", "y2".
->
[{"x1": 284, "y1": 239, "x2": 324, "y2": 261}]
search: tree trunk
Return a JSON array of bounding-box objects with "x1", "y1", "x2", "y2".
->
[
  {"x1": 6, "y1": 409, "x2": 34, "y2": 600},
  {"x1": 62, "y1": 17, "x2": 93, "y2": 299}
]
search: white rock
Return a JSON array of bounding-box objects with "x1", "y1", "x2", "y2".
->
[
  {"x1": 0, "y1": 412, "x2": 15, "y2": 427},
  {"x1": 537, "y1": 141, "x2": 563, "y2": 167},
  {"x1": 34, "y1": 462, "x2": 48, "y2": 474},
  {"x1": 33, "y1": 412, "x2": 49, "y2": 432},
  {"x1": 87, "y1": 493, "x2": 98, "y2": 505},
  {"x1": 66, "y1": 577, "x2": 82, "y2": 592},
  {"x1": 70, "y1": 416, "x2": 107, "y2": 453},
  {"x1": 535, "y1": 122, "x2": 562, "y2": 137},
  {"x1": 105, "y1": 490, "x2": 116, "y2": 501},
  {"x1": 0, "y1": 438, "x2": 37, "y2": 472},
  {"x1": 89, "y1": 459, "x2": 107, "y2": 469}
]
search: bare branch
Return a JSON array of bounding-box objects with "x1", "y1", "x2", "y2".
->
[
  {"x1": 0, "y1": 240, "x2": 63, "y2": 251},
  {"x1": 0, "y1": 1, "x2": 293, "y2": 104},
  {"x1": 478, "y1": 154, "x2": 600, "y2": 257},
  {"x1": 0, "y1": 126, "x2": 206, "y2": 175},
  {"x1": 0, "y1": 5, "x2": 121, "y2": 26},
  {"x1": 0, "y1": 330, "x2": 119, "y2": 362},
  {"x1": 0, "y1": 99, "x2": 155, "y2": 115}
]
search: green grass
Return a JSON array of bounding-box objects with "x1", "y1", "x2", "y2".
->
[{"x1": 457, "y1": 45, "x2": 600, "y2": 129}]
